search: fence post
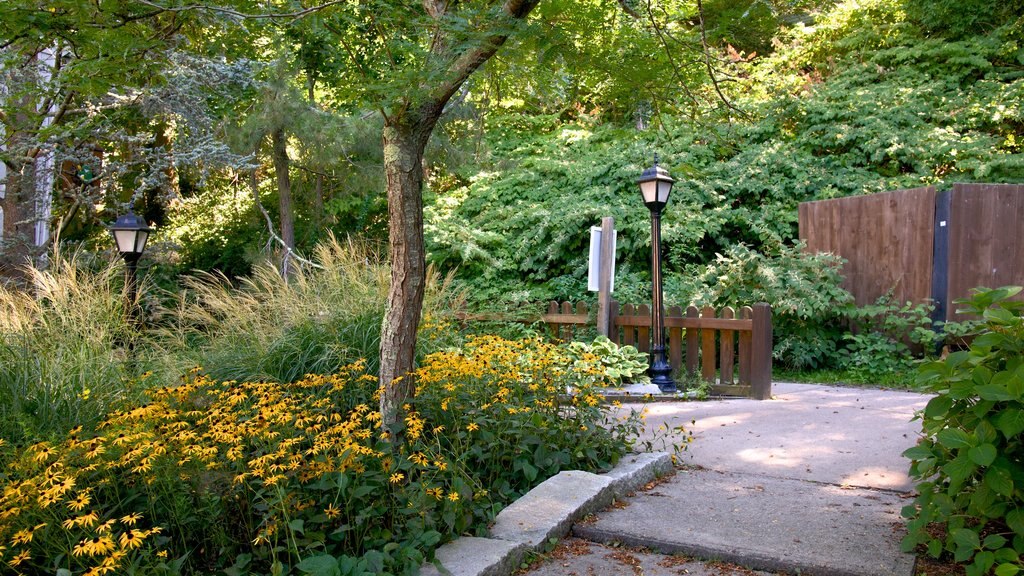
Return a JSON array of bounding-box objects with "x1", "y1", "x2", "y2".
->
[
  {"x1": 596, "y1": 216, "x2": 615, "y2": 337},
  {"x1": 685, "y1": 306, "x2": 699, "y2": 377},
  {"x1": 751, "y1": 303, "x2": 773, "y2": 400}
]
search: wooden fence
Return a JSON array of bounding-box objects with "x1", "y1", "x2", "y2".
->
[
  {"x1": 542, "y1": 301, "x2": 772, "y2": 399},
  {"x1": 799, "y1": 183, "x2": 1024, "y2": 322}
]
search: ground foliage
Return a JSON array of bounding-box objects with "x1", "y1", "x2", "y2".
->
[
  {"x1": 0, "y1": 337, "x2": 646, "y2": 576},
  {"x1": 903, "y1": 287, "x2": 1024, "y2": 576}
]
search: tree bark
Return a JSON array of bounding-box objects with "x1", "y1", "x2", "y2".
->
[
  {"x1": 378, "y1": 117, "x2": 434, "y2": 434},
  {"x1": 271, "y1": 127, "x2": 296, "y2": 273},
  {"x1": 376, "y1": 0, "x2": 542, "y2": 432}
]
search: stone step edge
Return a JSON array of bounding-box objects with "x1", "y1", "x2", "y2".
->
[{"x1": 420, "y1": 451, "x2": 674, "y2": 576}]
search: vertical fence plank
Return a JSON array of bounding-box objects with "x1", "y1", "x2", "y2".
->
[
  {"x1": 609, "y1": 300, "x2": 621, "y2": 346},
  {"x1": 576, "y1": 302, "x2": 588, "y2": 342},
  {"x1": 561, "y1": 302, "x2": 573, "y2": 340},
  {"x1": 667, "y1": 305, "x2": 683, "y2": 380},
  {"x1": 622, "y1": 304, "x2": 636, "y2": 347},
  {"x1": 637, "y1": 304, "x2": 651, "y2": 353},
  {"x1": 752, "y1": 303, "x2": 773, "y2": 400},
  {"x1": 701, "y1": 306, "x2": 717, "y2": 383},
  {"x1": 547, "y1": 301, "x2": 559, "y2": 340},
  {"x1": 719, "y1": 306, "x2": 735, "y2": 385},
  {"x1": 686, "y1": 306, "x2": 699, "y2": 377},
  {"x1": 739, "y1": 306, "x2": 753, "y2": 385}
]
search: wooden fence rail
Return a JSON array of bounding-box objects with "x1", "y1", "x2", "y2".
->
[{"x1": 541, "y1": 301, "x2": 772, "y2": 399}]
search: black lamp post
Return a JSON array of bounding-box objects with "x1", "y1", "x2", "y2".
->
[
  {"x1": 638, "y1": 156, "x2": 677, "y2": 393},
  {"x1": 109, "y1": 212, "x2": 151, "y2": 327}
]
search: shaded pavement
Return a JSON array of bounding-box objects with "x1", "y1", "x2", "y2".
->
[{"x1": 521, "y1": 383, "x2": 930, "y2": 576}]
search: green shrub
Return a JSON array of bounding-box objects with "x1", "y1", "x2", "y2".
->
[
  {"x1": 902, "y1": 287, "x2": 1024, "y2": 576},
  {"x1": 837, "y1": 295, "x2": 939, "y2": 382},
  {"x1": 665, "y1": 242, "x2": 854, "y2": 370}
]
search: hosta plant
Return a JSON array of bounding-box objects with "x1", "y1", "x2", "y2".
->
[
  {"x1": 566, "y1": 336, "x2": 651, "y2": 386},
  {"x1": 902, "y1": 287, "x2": 1024, "y2": 576}
]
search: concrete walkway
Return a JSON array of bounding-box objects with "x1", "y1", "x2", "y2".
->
[{"x1": 525, "y1": 382, "x2": 931, "y2": 576}]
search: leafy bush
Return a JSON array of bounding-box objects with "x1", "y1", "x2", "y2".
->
[
  {"x1": 565, "y1": 336, "x2": 651, "y2": 386},
  {"x1": 902, "y1": 287, "x2": 1024, "y2": 576},
  {"x1": 0, "y1": 336, "x2": 645, "y2": 575},
  {"x1": 0, "y1": 252, "x2": 144, "y2": 445},
  {"x1": 837, "y1": 295, "x2": 939, "y2": 382},
  {"x1": 665, "y1": 242, "x2": 854, "y2": 370}
]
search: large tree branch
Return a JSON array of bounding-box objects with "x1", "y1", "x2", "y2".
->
[
  {"x1": 135, "y1": 0, "x2": 346, "y2": 20},
  {"x1": 423, "y1": 0, "x2": 541, "y2": 111},
  {"x1": 695, "y1": 0, "x2": 745, "y2": 118}
]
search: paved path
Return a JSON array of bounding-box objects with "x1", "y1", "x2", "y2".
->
[{"x1": 522, "y1": 383, "x2": 931, "y2": 576}]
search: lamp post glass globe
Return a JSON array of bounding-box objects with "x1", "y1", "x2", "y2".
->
[
  {"x1": 638, "y1": 157, "x2": 677, "y2": 393},
  {"x1": 637, "y1": 159, "x2": 675, "y2": 210},
  {"x1": 109, "y1": 212, "x2": 151, "y2": 333},
  {"x1": 109, "y1": 212, "x2": 152, "y2": 259}
]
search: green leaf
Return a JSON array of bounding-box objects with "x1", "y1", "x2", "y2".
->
[
  {"x1": 289, "y1": 519, "x2": 305, "y2": 535},
  {"x1": 996, "y1": 408, "x2": 1024, "y2": 438},
  {"x1": 978, "y1": 384, "x2": 1015, "y2": 402},
  {"x1": 944, "y1": 454, "x2": 978, "y2": 485},
  {"x1": 937, "y1": 428, "x2": 975, "y2": 449},
  {"x1": 985, "y1": 466, "x2": 1014, "y2": 496},
  {"x1": 1008, "y1": 509, "x2": 1024, "y2": 536},
  {"x1": 925, "y1": 395, "x2": 953, "y2": 419},
  {"x1": 984, "y1": 534, "x2": 1009, "y2": 550},
  {"x1": 903, "y1": 445, "x2": 935, "y2": 460},
  {"x1": 953, "y1": 527, "x2": 981, "y2": 551},
  {"x1": 521, "y1": 461, "x2": 538, "y2": 482},
  {"x1": 970, "y1": 444, "x2": 998, "y2": 466},
  {"x1": 297, "y1": 554, "x2": 340, "y2": 576},
  {"x1": 995, "y1": 563, "x2": 1020, "y2": 576}
]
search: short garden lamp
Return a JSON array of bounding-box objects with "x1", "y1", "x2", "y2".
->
[
  {"x1": 638, "y1": 156, "x2": 677, "y2": 393},
  {"x1": 109, "y1": 211, "x2": 151, "y2": 326}
]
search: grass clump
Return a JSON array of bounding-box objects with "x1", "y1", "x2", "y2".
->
[
  {"x1": 0, "y1": 252, "x2": 143, "y2": 445},
  {"x1": 150, "y1": 235, "x2": 460, "y2": 386}
]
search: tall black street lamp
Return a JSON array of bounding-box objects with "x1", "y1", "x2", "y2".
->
[
  {"x1": 109, "y1": 212, "x2": 151, "y2": 327},
  {"x1": 638, "y1": 156, "x2": 677, "y2": 393}
]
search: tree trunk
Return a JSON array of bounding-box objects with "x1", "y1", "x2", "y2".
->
[
  {"x1": 271, "y1": 127, "x2": 296, "y2": 273},
  {"x1": 378, "y1": 117, "x2": 434, "y2": 433}
]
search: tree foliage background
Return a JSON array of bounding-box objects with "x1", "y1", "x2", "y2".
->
[{"x1": 1, "y1": 0, "x2": 1023, "y2": 360}]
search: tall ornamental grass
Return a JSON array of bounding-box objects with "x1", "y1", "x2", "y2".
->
[
  {"x1": 0, "y1": 252, "x2": 143, "y2": 445},
  {"x1": 150, "y1": 235, "x2": 461, "y2": 386}
]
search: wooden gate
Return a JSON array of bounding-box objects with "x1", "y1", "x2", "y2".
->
[{"x1": 542, "y1": 301, "x2": 772, "y2": 399}]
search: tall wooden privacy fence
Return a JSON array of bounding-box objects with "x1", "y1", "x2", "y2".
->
[
  {"x1": 799, "y1": 183, "x2": 1024, "y2": 323},
  {"x1": 542, "y1": 301, "x2": 772, "y2": 399}
]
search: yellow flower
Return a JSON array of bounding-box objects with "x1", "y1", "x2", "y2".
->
[
  {"x1": 63, "y1": 511, "x2": 99, "y2": 529},
  {"x1": 69, "y1": 491, "x2": 91, "y2": 511},
  {"x1": 389, "y1": 472, "x2": 405, "y2": 484},
  {"x1": 32, "y1": 443, "x2": 54, "y2": 462},
  {"x1": 11, "y1": 523, "x2": 45, "y2": 545},
  {"x1": 156, "y1": 550, "x2": 168, "y2": 559},
  {"x1": 119, "y1": 529, "x2": 146, "y2": 550},
  {"x1": 10, "y1": 549, "x2": 29, "y2": 566},
  {"x1": 120, "y1": 512, "x2": 142, "y2": 526},
  {"x1": 466, "y1": 422, "x2": 479, "y2": 432},
  {"x1": 72, "y1": 535, "x2": 116, "y2": 557},
  {"x1": 325, "y1": 504, "x2": 341, "y2": 519},
  {"x1": 447, "y1": 491, "x2": 460, "y2": 502}
]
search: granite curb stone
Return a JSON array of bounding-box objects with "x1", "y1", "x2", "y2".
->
[{"x1": 419, "y1": 451, "x2": 673, "y2": 576}]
